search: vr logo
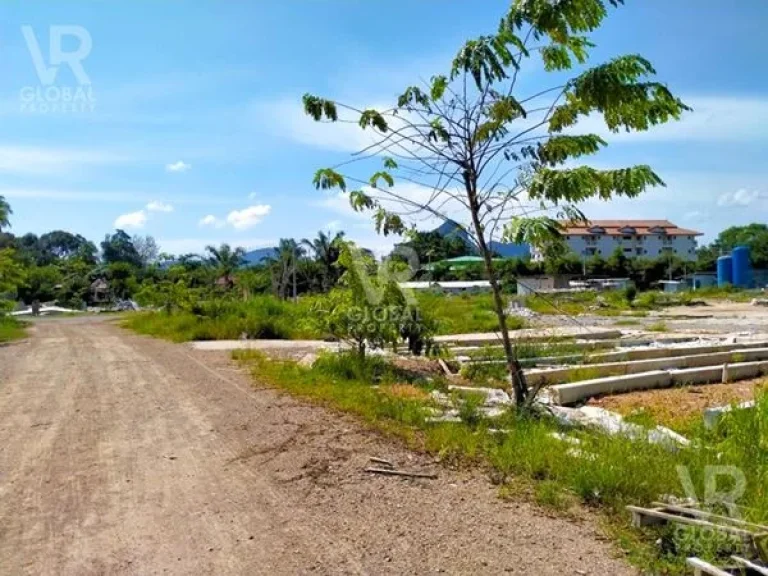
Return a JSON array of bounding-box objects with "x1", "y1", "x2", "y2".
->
[{"x1": 22, "y1": 25, "x2": 92, "y2": 86}]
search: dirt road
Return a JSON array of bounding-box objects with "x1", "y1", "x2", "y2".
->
[{"x1": 0, "y1": 317, "x2": 633, "y2": 575}]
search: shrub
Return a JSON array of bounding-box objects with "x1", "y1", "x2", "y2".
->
[{"x1": 624, "y1": 284, "x2": 638, "y2": 305}]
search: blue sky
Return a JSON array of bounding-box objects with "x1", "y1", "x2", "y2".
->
[{"x1": 0, "y1": 1, "x2": 766, "y2": 256}]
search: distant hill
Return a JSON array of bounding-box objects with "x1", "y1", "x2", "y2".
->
[
  {"x1": 242, "y1": 247, "x2": 275, "y2": 266},
  {"x1": 435, "y1": 220, "x2": 530, "y2": 259}
]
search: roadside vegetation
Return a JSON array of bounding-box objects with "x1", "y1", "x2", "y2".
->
[
  {"x1": 0, "y1": 316, "x2": 26, "y2": 343},
  {"x1": 237, "y1": 348, "x2": 768, "y2": 572}
]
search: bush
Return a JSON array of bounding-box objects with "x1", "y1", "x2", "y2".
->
[
  {"x1": 123, "y1": 295, "x2": 320, "y2": 342},
  {"x1": 624, "y1": 284, "x2": 637, "y2": 305}
]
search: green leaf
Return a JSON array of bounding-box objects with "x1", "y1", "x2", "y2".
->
[
  {"x1": 313, "y1": 168, "x2": 346, "y2": 192},
  {"x1": 503, "y1": 216, "x2": 563, "y2": 247},
  {"x1": 548, "y1": 55, "x2": 690, "y2": 133},
  {"x1": 359, "y1": 109, "x2": 389, "y2": 132},
  {"x1": 536, "y1": 134, "x2": 606, "y2": 165},
  {"x1": 302, "y1": 94, "x2": 338, "y2": 121},
  {"x1": 428, "y1": 118, "x2": 451, "y2": 143},
  {"x1": 349, "y1": 190, "x2": 376, "y2": 212},
  {"x1": 374, "y1": 208, "x2": 405, "y2": 236},
  {"x1": 383, "y1": 157, "x2": 398, "y2": 170},
  {"x1": 369, "y1": 171, "x2": 394, "y2": 189},
  {"x1": 397, "y1": 86, "x2": 430, "y2": 109},
  {"x1": 451, "y1": 36, "x2": 509, "y2": 89},
  {"x1": 430, "y1": 75, "x2": 448, "y2": 101},
  {"x1": 527, "y1": 165, "x2": 664, "y2": 204}
]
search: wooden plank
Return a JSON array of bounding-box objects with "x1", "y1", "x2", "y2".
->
[
  {"x1": 686, "y1": 557, "x2": 733, "y2": 576},
  {"x1": 626, "y1": 506, "x2": 758, "y2": 538},
  {"x1": 731, "y1": 555, "x2": 768, "y2": 575},
  {"x1": 364, "y1": 467, "x2": 438, "y2": 479},
  {"x1": 651, "y1": 502, "x2": 768, "y2": 533},
  {"x1": 438, "y1": 358, "x2": 454, "y2": 377}
]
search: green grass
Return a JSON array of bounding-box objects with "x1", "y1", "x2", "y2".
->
[
  {"x1": 416, "y1": 291, "x2": 526, "y2": 334},
  {"x1": 0, "y1": 316, "x2": 26, "y2": 343},
  {"x1": 124, "y1": 291, "x2": 527, "y2": 343},
  {"x1": 123, "y1": 295, "x2": 321, "y2": 342},
  {"x1": 234, "y1": 349, "x2": 768, "y2": 573},
  {"x1": 646, "y1": 321, "x2": 669, "y2": 333}
]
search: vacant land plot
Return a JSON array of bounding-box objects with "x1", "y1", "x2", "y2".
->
[{"x1": 0, "y1": 316, "x2": 631, "y2": 575}]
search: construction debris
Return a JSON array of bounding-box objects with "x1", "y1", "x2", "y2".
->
[
  {"x1": 629, "y1": 501, "x2": 768, "y2": 564},
  {"x1": 547, "y1": 405, "x2": 690, "y2": 449},
  {"x1": 703, "y1": 400, "x2": 756, "y2": 429}
]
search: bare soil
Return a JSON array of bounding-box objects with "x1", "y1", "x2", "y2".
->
[{"x1": 0, "y1": 316, "x2": 633, "y2": 575}]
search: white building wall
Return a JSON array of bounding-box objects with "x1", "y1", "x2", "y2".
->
[{"x1": 533, "y1": 233, "x2": 698, "y2": 261}]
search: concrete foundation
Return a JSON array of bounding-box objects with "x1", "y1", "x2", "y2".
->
[
  {"x1": 434, "y1": 328, "x2": 623, "y2": 347},
  {"x1": 550, "y1": 371, "x2": 672, "y2": 405},
  {"x1": 525, "y1": 348, "x2": 768, "y2": 387},
  {"x1": 548, "y1": 359, "x2": 768, "y2": 405}
]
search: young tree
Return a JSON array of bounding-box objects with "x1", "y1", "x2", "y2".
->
[
  {"x1": 302, "y1": 0, "x2": 688, "y2": 406},
  {"x1": 0, "y1": 196, "x2": 11, "y2": 232},
  {"x1": 0, "y1": 249, "x2": 25, "y2": 295},
  {"x1": 102, "y1": 230, "x2": 142, "y2": 267},
  {"x1": 132, "y1": 235, "x2": 160, "y2": 266},
  {"x1": 267, "y1": 239, "x2": 305, "y2": 300}
]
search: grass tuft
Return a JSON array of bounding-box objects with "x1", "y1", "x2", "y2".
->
[{"x1": 0, "y1": 316, "x2": 26, "y2": 343}]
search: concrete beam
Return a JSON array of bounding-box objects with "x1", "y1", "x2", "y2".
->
[
  {"x1": 669, "y1": 366, "x2": 724, "y2": 386},
  {"x1": 525, "y1": 348, "x2": 768, "y2": 387},
  {"x1": 549, "y1": 359, "x2": 768, "y2": 405},
  {"x1": 549, "y1": 371, "x2": 672, "y2": 405},
  {"x1": 434, "y1": 328, "x2": 623, "y2": 347}
]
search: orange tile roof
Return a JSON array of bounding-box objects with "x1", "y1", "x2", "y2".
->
[{"x1": 560, "y1": 219, "x2": 702, "y2": 236}]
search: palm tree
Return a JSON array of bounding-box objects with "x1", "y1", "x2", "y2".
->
[
  {"x1": 205, "y1": 243, "x2": 246, "y2": 288},
  {"x1": 267, "y1": 239, "x2": 305, "y2": 300},
  {"x1": 0, "y1": 196, "x2": 12, "y2": 232},
  {"x1": 302, "y1": 230, "x2": 345, "y2": 292}
]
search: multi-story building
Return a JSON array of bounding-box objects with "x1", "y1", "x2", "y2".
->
[{"x1": 531, "y1": 220, "x2": 702, "y2": 261}]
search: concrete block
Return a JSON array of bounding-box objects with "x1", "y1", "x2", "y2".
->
[
  {"x1": 722, "y1": 361, "x2": 765, "y2": 382},
  {"x1": 550, "y1": 371, "x2": 672, "y2": 405},
  {"x1": 703, "y1": 401, "x2": 755, "y2": 429},
  {"x1": 669, "y1": 366, "x2": 724, "y2": 385}
]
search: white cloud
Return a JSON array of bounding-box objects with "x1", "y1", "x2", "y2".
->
[
  {"x1": 717, "y1": 188, "x2": 762, "y2": 207},
  {"x1": 326, "y1": 220, "x2": 342, "y2": 232},
  {"x1": 199, "y1": 214, "x2": 225, "y2": 228},
  {"x1": 0, "y1": 145, "x2": 126, "y2": 175},
  {"x1": 248, "y1": 191, "x2": 260, "y2": 200},
  {"x1": 250, "y1": 99, "x2": 390, "y2": 153},
  {"x1": 226, "y1": 204, "x2": 271, "y2": 230},
  {"x1": 114, "y1": 210, "x2": 147, "y2": 229},
  {"x1": 146, "y1": 200, "x2": 174, "y2": 213},
  {"x1": 165, "y1": 160, "x2": 191, "y2": 173}
]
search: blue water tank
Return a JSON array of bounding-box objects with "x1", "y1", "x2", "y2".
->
[
  {"x1": 732, "y1": 246, "x2": 752, "y2": 288},
  {"x1": 717, "y1": 256, "x2": 733, "y2": 287}
]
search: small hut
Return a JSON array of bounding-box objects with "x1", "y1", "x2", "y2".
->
[{"x1": 90, "y1": 278, "x2": 110, "y2": 304}]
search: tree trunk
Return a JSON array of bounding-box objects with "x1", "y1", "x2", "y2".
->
[{"x1": 464, "y1": 173, "x2": 529, "y2": 406}]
